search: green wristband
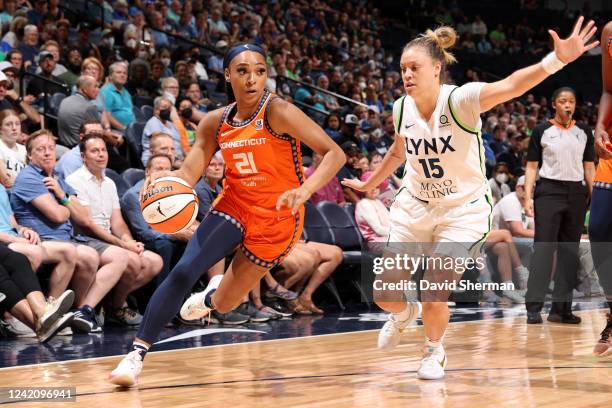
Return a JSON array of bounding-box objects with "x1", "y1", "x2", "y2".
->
[{"x1": 59, "y1": 195, "x2": 70, "y2": 206}]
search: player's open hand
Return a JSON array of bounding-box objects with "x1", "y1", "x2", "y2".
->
[
  {"x1": 341, "y1": 178, "x2": 369, "y2": 192},
  {"x1": 549, "y1": 16, "x2": 599, "y2": 64},
  {"x1": 594, "y1": 126, "x2": 612, "y2": 160},
  {"x1": 276, "y1": 186, "x2": 312, "y2": 214}
]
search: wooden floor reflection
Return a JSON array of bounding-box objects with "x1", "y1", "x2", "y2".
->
[{"x1": 0, "y1": 309, "x2": 610, "y2": 408}]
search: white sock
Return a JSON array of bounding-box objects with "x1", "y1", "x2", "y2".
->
[
  {"x1": 425, "y1": 336, "x2": 443, "y2": 350},
  {"x1": 394, "y1": 302, "x2": 416, "y2": 322}
]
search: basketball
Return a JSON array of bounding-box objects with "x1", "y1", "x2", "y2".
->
[{"x1": 140, "y1": 176, "x2": 199, "y2": 234}]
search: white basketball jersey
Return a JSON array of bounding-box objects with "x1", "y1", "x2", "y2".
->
[{"x1": 393, "y1": 83, "x2": 489, "y2": 206}]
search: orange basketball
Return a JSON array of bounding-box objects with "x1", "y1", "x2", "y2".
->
[{"x1": 140, "y1": 176, "x2": 199, "y2": 233}]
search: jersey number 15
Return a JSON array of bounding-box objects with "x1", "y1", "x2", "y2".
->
[{"x1": 418, "y1": 158, "x2": 444, "y2": 178}]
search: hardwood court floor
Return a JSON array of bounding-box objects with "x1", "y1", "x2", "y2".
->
[{"x1": 0, "y1": 309, "x2": 610, "y2": 408}]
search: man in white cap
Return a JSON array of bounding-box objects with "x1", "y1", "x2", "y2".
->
[{"x1": 0, "y1": 71, "x2": 41, "y2": 125}]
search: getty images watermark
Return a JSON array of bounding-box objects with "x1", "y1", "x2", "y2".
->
[
  {"x1": 359, "y1": 242, "x2": 517, "y2": 302},
  {"x1": 371, "y1": 253, "x2": 515, "y2": 291}
]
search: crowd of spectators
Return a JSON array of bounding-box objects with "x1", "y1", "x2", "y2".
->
[{"x1": 0, "y1": 0, "x2": 607, "y2": 341}]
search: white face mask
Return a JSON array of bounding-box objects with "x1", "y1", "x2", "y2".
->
[
  {"x1": 137, "y1": 51, "x2": 148, "y2": 59},
  {"x1": 103, "y1": 37, "x2": 114, "y2": 48},
  {"x1": 126, "y1": 39, "x2": 137, "y2": 49},
  {"x1": 161, "y1": 57, "x2": 171, "y2": 67},
  {"x1": 495, "y1": 173, "x2": 508, "y2": 184}
]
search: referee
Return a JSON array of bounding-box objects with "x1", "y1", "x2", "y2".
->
[{"x1": 523, "y1": 87, "x2": 595, "y2": 324}]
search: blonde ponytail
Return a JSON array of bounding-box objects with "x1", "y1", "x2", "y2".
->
[{"x1": 404, "y1": 25, "x2": 458, "y2": 66}]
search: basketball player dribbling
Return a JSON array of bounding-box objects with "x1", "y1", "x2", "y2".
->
[
  {"x1": 343, "y1": 18, "x2": 599, "y2": 379},
  {"x1": 589, "y1": 20, "x2": 612, "y2": 357},
  {"x1": 109, "y1": 43, "x2": 345, "y2": 386}
]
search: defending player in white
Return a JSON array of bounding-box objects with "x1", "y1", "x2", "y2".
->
[{"x1": 343, "y1": 18, "x2": 598, "y2": 379}]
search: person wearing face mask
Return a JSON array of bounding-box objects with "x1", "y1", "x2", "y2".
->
[
  {"x1": 488, "y1": 162, "x2": 511, "y2": 204},
  {"x1": 141, "y1": 96, "x2": 183, "y2": 166},
  {"x1": 175, "y1": 98, "x2": 197, "y2": 154},
  {"x1": 523, "y1": 86, "x2": 595, "y2": 325}
]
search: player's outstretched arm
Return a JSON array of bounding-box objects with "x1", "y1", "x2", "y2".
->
[
  {"x1": 479, "y1": 16, "x2": 598, "y2": 113},
  {"x1": 342, "y1": 135, "x2": 407, "y2": 192},
  {"x1": 595, "y1": 21, "x2": 612, "y2": 160},
  {"x1": 267, "y1": 98, "x2": 345, "y2": 213}
]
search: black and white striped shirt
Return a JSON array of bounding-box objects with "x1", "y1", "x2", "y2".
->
[{"x1": 526, "y1": 120, "x2": 594, "y2": 182}]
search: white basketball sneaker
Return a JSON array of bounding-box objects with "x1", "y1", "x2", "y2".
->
[
  {"x1": 417, "y1": 345, "x2": 447, "y2": 380},
  {"x1": 180, "y1": 275, "x2": 222, "y2": 321},
  {"x1": 109, "y1": 350, "x2": 143, "y2": 387},
  {"x1": 377, "y1": 301, "x2": 421, "y2": 351}
]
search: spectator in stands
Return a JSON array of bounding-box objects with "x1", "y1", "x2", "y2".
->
[
  {"x1": 208, "y1": 7, "x2": 229, "y2": 42},
  {"x1": 314, "y1": 74, "x2": 340, "y2": 112},
  {"x1": 26, "y1": 51, "x2": 69, "y2": 100},
  {"x1": 59, "y1": 47, "x2": 83, "y2": 89},
  {"x1": 323, "y1": 112, "x2": 341, "y2": 143},
  {"x1": 192, "y1": 151, "x2": 223, "y2": 221},
  {"x1": 66, "y1": 134, "x2": 163, "y2": 326},
  {"x1": 472, "y1": 15, "x2": 488, "y2": 37},
  {"x1": 488, "y1": 162, "x2": 512, "y2": 204},
  {"x1": 366, "y1": 126, "x2": 392, "y2": 156},
  {"x1": 492, "y1": 175, "x2": 534, "y2": 238},
  {"x1": 185, "y1": 81, "x2": 208, "y2": 116},
  {"x1": 489, "y1": 24, "x2": 508, "y2": 50},
  {"x1": 336, "y1": 113, "x2": 360, "y2": 147},
  {"x1": 0, "y1": 0, "x2": 17, "y2": 26},
  {"x1": 337, "y1": 141, "x2": 362, "y2": 204},
  {"x1": 497, "y1": 133, "x2": 527, "y2": 177},
  {"x1": 126, "y1": 58, "x2": 151, "y2": 98},
  {"x1": 11, "y1": 130, "x2": 117, "y2": 333},
  {"x1": 477, "y1": 35, "x2": 493, "y2": 54},
  {"x1": 482, "y1": 229, "x2": 530, "y2": 303},
  {"x1": 306, "y1": 151, "x2": 345, "y2": 205},
  {"x1": 176, "y1": 98, "x2": 198, "y2": 154},
  {"x1": 208, "y1": 42, "x2": 225, "y2": 73},
  {"x1": 82, "y1": 57, "x2": 105, "y2": 86},
  {"x1": 149, "y1": 11, "x2": 170, "y2": 48},
  {"x1": 0, "y1": 110, "x2": 25, "y2": 188},
  {"x1": 364, "y1": 84, "x2": 383, "y2": 113},
  {"x1": 37, "y1": 40, "x2": 67, "y2": 77},
  {"x1": 18, "y1": 24, "x2": 39, "y2": 64},
  {"x1": 355, "y1": 171, "x2": 390, "y2": 242},
  {"x1": 160, "y1": 77, "x2": 180, "y2": 105},
  {"x1": 0, "y1": 71, "x2": 40, "y2": 128},
  {"x1": 27, "y1": 0, "x2": 46, "y2": 26},
  {"x1": 6, "y1": 50, "x2": 23, "y2": 72},
  {"x1": 56, "y1": 118, "x2": 128, "y2": 177},
  {"x1": 0, "y1": 61, "x2": 19, "y2": 96},
  {"x1": 0, "y1": 180, "x2": 78, "y2": 301},
  {"x1": 275, "y1": 241, "x2": 343, "y2": 314},
  {"x1": 145, "y1": 132, "x2": 182, "y2": 170},
  {"x1": 489, "y1": 125, "x2": 509, "y2": 155},
  {"x1": 100, "y1": 61, "x2": 134, "y2": 132},
  {"x1": 0, "y1": 244, "x2": 75, "y2": 343},
  {"x1": 141, "y1": 96, "x2": 183, "y2": 166},
  {"x1": 1, "y1": 17, "x2": 26, "y2": 55},
  {"x1": 57, "y1": 76, "x2": 103, "y2": 148}
]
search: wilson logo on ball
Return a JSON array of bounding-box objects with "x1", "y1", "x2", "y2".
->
[{"x1": 140, "y1": 176, "x2": 199, "y2": 234}]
